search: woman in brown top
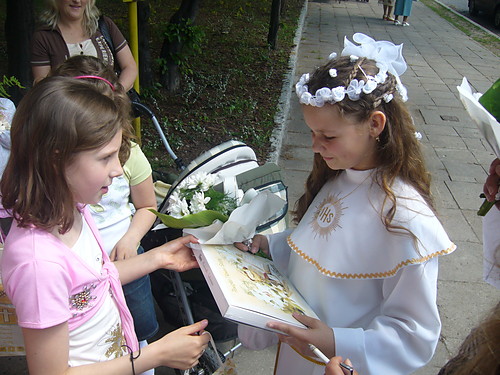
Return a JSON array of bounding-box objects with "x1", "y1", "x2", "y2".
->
[{"x1": 31, "y1": 0, "x2": 137, "y2": 91}]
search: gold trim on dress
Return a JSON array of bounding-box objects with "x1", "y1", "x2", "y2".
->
[{"x1": 287, "y1": 236, "x2": 456, "y2": 279}]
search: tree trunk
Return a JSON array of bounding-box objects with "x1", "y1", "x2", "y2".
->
[
  {"x1": 159, "y1": 0, "x2": 201, "y2": 92},
  {"x1": 280, "y1": 0, "x2": 287, "y2": 15},
  {"x1": 268, "y1": 0, "x2": 282, "y2": 49},
  {"x1": 5, "y1": 0, "x2": 34, "y2": 104},
  {"x1": 138, "y1": 1, "x2": 153, "y2": 89}
]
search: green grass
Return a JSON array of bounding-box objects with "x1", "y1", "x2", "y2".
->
[
  {"x1": 133, "y1": 0, "x2": 305, "y2": 172},
  {"x1": 0, "y1": 0, "x2": 305, "y2": 173}
]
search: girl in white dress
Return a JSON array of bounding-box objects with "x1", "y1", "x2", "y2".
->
[{"x1": 238, "y1": 33, "x2": 456, "y2": 375}]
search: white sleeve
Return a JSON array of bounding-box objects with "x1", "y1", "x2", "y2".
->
[
  {"x1": 482, "y1": 208, "x2": 500, "y2": 289},
  {"x1": 267, "y1": 228, "x2": 294, "y2": 275},
  {"x1": 333, "y1": 258, "x2": 441, "y2": 375}
]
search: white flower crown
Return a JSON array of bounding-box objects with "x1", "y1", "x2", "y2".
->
[{"x1": 296, "y1": 33, "x2": 408, "y2": 107}]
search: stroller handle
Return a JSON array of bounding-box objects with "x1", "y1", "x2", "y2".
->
[{"x1": 132, "y1": 102, "x2": 186, "y2": 171}]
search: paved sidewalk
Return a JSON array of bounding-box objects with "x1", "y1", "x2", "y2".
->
[{"x1": 232, "y1": 0, "x2": 500, "y2": 374}]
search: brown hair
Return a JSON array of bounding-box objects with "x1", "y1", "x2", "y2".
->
[
  {"x1": 438, "y1": 301, "x2": 500, "y2": 375},
  {"x1": 1, "y1": 77, "x2": 128, "y2": 233},
  {"x1": 293, "y1": 56, "x2": 433, "y2": 240},
  {"x1": 49, "y1": 55, "x2": 135, "y2": 165}
]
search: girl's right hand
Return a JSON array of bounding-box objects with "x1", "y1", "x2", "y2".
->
[
  {"x1": 157, "y1": 235, "x2": 200, "y2": 272},
  {"x1": 326, "y1": 357, "x2": 358, "y2": 375},
  {"x1": 267, "y1": 313, "x2": 335, "y2": 359},
  {"x1": 235, "y1": 234, "x2": 269, "y2": 256},
  {"x1": 155, "y1": 319, "x2": 210, "y2": 370}
]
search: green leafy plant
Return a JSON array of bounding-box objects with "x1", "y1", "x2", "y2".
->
[
  {"x1": 0, "y1": 76, "x2": 23, "y2": 98},
  {"x1": 124, "y1": 0, "x2": 305, "y2": 168},
  {"x1": 479, "y1": 78, "x2": 500, "y2": 123},
  {"x1": 157, "y1": 18, "x2": 205, "y2": 75}
]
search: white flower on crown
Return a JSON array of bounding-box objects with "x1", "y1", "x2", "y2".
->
[
  {"x1": 331, "y1": 86, "x2": 346, "y2": 102},
  {"x1": 316, "y1": 87, "x2": 334, "y2": 103},
  {"x1": 295, "y1": 33, "x2": 409, "y2": 106},
  {"x1": 396, "y1": 77, "x2": 408, "y2": 102},
  {"x1": 298, "y1": 84, "x2": 348, "y2": 107},
  {"x1": 362, "y1": 78, "x2": 377, "y2": 94},
  {"x1": 299, "y1": 91, "x2": 315, "y2": 106},
  {"x1": 295, "y1": 73, "x2": 310, "y2": 97},
  {"x1": 346, "y1": 79, "x2": 364, "y2": 101},
  {"x1": 375, "y1": 63, "x2": 388, "y2": 83}
]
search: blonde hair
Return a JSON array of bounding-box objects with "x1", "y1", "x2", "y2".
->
[{"x1": 41, "y1": 0, "x2": 100, "y2": 37}]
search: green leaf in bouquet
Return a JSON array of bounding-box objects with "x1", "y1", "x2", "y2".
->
[
  {"x1": 478, "y1": 78, "x2": 500, "y2": 123},
  {"x1": 149, "y1": 209, "x2": 229, "y2": 229},
  {"x1": 477, "y1": 193, "x2": 495, "y2": 216}
]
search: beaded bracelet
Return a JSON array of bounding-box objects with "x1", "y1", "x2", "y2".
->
[{"x1": 122, "y1": 344, "x2": 141, "y2": 375}]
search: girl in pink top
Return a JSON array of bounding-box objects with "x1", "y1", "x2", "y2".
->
[{"x1": 0, "y1": 76, "x2": 210, "y2": 374}]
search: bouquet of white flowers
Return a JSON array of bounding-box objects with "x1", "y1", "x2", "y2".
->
[
  {"x1": 153, "y1": 172, "x2": 238, "y2": 228},
  {"x1": 151, "y1": 171, "x2": 287, "y2": 245}
]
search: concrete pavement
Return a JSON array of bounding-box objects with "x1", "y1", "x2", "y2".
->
[{"x1": 233, "y1": 0, "x2": 500, "y2": 374}]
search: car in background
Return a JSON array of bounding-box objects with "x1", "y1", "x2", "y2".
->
[{"x1": 469, "y1": 0, "x2": 500, "y2": 28}]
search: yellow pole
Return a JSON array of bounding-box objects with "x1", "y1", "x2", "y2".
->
[{"x1": 123, "y1": 0, "x2": 141, "y2": 141}]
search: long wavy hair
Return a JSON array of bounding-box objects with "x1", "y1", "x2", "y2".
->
[
  {"x1": 49, "y1": 55, "x2": 135, "y2": 165},
  {"x1": 41, "y1": 0, "x2": 100, "y2": 37},
  {"x1": 0, "y1": 77, "x2": 129, "y2": 234},
  {"x1": 293, "y1": 56, "x2": 434, "y2": 240}
]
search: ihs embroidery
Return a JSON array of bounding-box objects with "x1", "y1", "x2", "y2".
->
[
  {"x1": 310, "y1": 174, "x2": 370, "y2": 238},
  {"x1": 311, "y1": 193, "x2": 344, "y2": 238},
  {"x1": 69, "y1": 284, "x2": 97, "y2": 311}
]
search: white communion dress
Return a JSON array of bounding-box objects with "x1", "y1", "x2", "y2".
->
[{"x1": 266, "y1": 168, "x2": 456, "y2": 375}]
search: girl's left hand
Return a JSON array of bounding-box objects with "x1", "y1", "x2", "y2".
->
[
  {"x1": 157, "y1": 235, "x2": 200, "y2": 272},
  {"x1": 267, "y1": 313, "x2": 335, "y2": 359}
]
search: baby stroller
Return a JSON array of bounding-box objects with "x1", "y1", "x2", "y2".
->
[{"x1": 134, "y1": 102, "x2": 289, "y2": 374}]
